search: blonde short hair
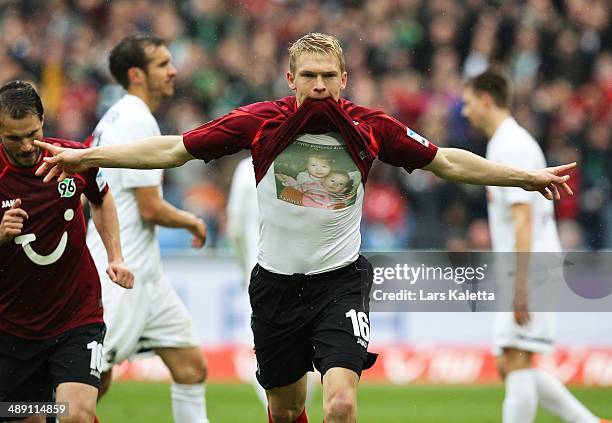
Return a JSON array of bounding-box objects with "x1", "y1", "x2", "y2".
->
[{"x1": 288, "y1": 33, "x2": 346, "y2": 74}]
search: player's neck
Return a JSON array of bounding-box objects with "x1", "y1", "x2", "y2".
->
[
  {"x1": 485, "y1": 109, "x2": 511, "y2": 139},
  {"x1": 127, "y1": 87, "x2": 159, "y2": 112}
]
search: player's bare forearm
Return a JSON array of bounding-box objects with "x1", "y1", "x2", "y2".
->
[
  {"x1": 91, "y1": 192, "x2": 135, "y2": 288},
  {"x1": 34, "y1": 136, "x2": 194, "y2": 183},
  {"x1": 150, "y1": 201, "x2": 207, "y2": 248},
  {"x1": 134, "y1": 187, "x2": 199, "y2": 229},
  {"x1": 85, "y1": 136, "x2": 192, "y2": 169},
  {"x1": 148, "y1": 198, "x2": 200, "y2": 229},
  {"x1": 134, "y1": 187, "x2": 206, "y2": 248},
  {"x1": 90, "y1": 191, "x2": 124, "y2": 263},
  {"x1": 512, "y1": 203, "x2": 532, "y2": 325},
  {"x1": 423, "y1": 148, "x2": 575, "y2": 200},
  {"x1": 424, "y1": 148, "x2": 529, "y2": 186}
]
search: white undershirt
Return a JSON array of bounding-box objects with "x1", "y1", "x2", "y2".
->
[{"x1": 257, "y1": 133, "x2": 364, "y2": 274}]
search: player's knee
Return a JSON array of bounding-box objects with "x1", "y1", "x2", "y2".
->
[
  {"x1": 501, "y1": 349, "x2": 532, "y2": 376},
  {"x1": 324, "y1": 390, "x2": 356, "y2": 422},
  {"x1": 195, "y1": 357, "x2": 208, "y2": 383},
  {"x1": 172, "y1": 356, "x2": 208, "y2": 384},
  {"x1": 269, "y1": 405, "x2": 304, "y2": 423}
]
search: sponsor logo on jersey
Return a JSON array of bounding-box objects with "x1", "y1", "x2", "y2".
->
[
  {"x1": 1, "y1": 199, "x2": 17, "y2": 208},
  {"x1": 58, "y1": 178, "x2": 76, "y2": 198},
  {"x1": 14, "y1": 208, "x2": 75, "y2": 266},
  {"x1": 407, "y1": 128, "x2": 430, "y2": 147}
]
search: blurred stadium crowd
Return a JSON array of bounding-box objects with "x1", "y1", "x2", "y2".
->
[{"x1": 1, "y1": 0, "x2": 610, "y2": 251}]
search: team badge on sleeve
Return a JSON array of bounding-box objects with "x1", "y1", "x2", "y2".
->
[
  {"x1": 96, "y1": 169, "x2": 108, "y2": 192},
  {"x1": 407, "y1": 128, "x2": 430, "y2": 147}
]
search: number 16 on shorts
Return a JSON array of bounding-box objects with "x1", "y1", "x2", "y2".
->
[
  {"x1": 345, "y1": 308, "x2": 370, "y2": 348},
  {"x1": 87, "y1": 340, "x2": 103, "y2": 378}
]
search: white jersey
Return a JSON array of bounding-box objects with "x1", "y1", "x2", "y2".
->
[
  {"x1": 486, "y1": 117, "x2": 561, "y2": 253},
  {"x1": 86, "y1": 94, "x2": 164, "y2": 283},
  {"x1": 257, "y1": 133, "x2": 363, "y2": 275},
  {"x1": 227, "y1": 157, "x2": 260, "y2": 283}
]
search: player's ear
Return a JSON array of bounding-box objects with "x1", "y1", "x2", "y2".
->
[
  {"x1": 483, "y1": 92, "x2": 495, "y2": 108},
  {"x1": 287, "y1": 70, "x2": 296, "y2": 91},
  {"x1": 127, "y1": 67, "x2": 145, "y2": 85}
]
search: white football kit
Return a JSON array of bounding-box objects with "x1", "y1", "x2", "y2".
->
[
  {"x1": 87, "y1": 94, "x2": 199, "y2": 371},
  {"x1": 486, "y1": 117, "x2": 561, "y2": 355}
]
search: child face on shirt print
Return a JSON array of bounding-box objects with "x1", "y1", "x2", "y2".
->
[
  {"x1": 306, "y1": 155, "x2": 332, "y2": 179},
  {"x1": 324, "y1": 172, "x2": 350, "y2": 194},
  {"x1": 273, "y1": 141, "x2": 360, "y2": 210}
]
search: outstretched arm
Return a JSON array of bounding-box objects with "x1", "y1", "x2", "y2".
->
[
  {"x1": 423, "y1": 147, "x2": 575, "y2": 200},
  {"x1": 34, "y1": 136, "x2": 193, "y2": 182}
]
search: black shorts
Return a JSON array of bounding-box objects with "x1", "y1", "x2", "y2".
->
[
  {"x1": 0, "y1": 323, "x2": 106, "y2": 403},
  {"x1": 249, "y1": 255, "x2": 377, "y2": 390}
]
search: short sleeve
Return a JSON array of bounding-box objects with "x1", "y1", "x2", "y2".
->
[
  {"x1": 183, "y1": 108, "x2": 263, "y2": 162},
  {"x1": 122, "y1": 168, "x2": 163, "y2": 189},
  {"x1": 371, "y1": 114, "x2": 438, "y2": 173},
  {"x1": 83, "y1": 167, "x2": 109, "y2": 205}
]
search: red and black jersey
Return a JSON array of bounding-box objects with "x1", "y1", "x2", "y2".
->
[
  {"x1": 183, "y1": 96, "x2": 438, "y2": 184},
  {"x1": 0, "y1": 138, "x2": 108, "y2": 340}
]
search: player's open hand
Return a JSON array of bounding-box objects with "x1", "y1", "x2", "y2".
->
[
  {"x1": 0, "y1": 199, "x2": 29, "y2": 245},
  {"x1": 33, "y1": 140, "x2": 91, "y2": 183},
  {"x1": 106, "y1": 260, "x2": 135, "y2": 289},
  {"x1": 521, "y1": 162, "x2": 576, "y2": 200},
  {"x1": 190, "y1": 217, "x2": 207, "y2": 249}
]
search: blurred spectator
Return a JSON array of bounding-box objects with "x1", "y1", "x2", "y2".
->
[{"x1": 1, "y1": 0, "x2": 609, "y2": 251}]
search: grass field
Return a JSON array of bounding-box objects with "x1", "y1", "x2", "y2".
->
[{"x1": 97, "y1": 382, "x2": 612, "y2": 422}]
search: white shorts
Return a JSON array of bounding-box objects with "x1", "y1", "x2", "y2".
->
[
  {"x1": 100, "y1": 274, "x2": 200, "y2": 372},
  {"x1": 493, "y1": 312, "x2": 555, "y2": 355}
]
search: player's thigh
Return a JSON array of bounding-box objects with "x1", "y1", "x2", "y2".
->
[
  {"x1": 97, "y1": 369, "x2": 112, "y2": 400},
  {"x1": 154, "y1": 346, "x2": 207, "y2": 384},
  {"x1": 267, "y1": 374, "x2": 308, "y2": 414},
  {"x1": 99, "y1": 274, "x2": 149, "y2": 370},
  {"x1": 0, "y1": 333, "x2": 54, "y2": 404},
  {"x1": 55, "y1": 382, "x2": 97, "y2": 422},
  {"x1": 139, "y1": 277, "x2": 199, "y2": 350},
  {"x1": 493, "y1": 312, "x2": 554, "y2": 364},
  {"x1": 48, "y1": 324, "x2": 105, "y2": 398},
  {"x1": 249, "y1": 266, "x2": 315, "y2": 390},
  {"x1": 312, "y1": 258, "x2": 377, "y2": 378}
]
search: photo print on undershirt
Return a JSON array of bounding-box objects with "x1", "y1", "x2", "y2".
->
[{"x1": 273, "y1": 135, "x2": 361, "y2": 210}]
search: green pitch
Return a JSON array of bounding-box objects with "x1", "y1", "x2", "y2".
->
[{"x1": 97, "y1": 382, "x2": 612, "y2": 422}]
